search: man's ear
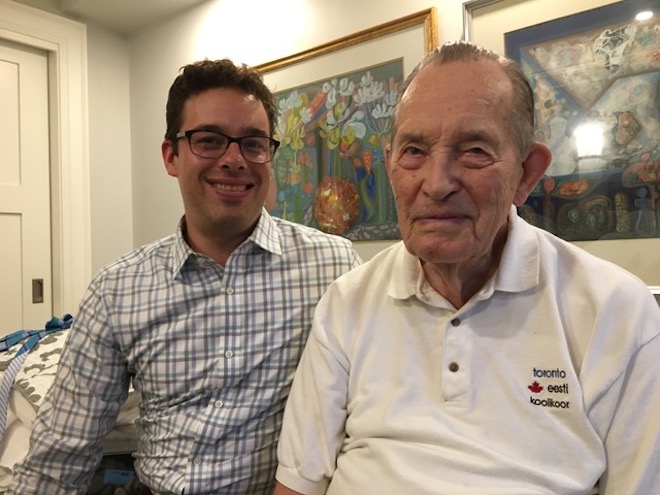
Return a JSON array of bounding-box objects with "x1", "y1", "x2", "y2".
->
[
  {"x1": 384, "y1": 144, "x2": 392, "y2": 176},
  {"x1": 162, "y1": 139, "x2": 178, "y2": 177},
  {"x1": 514, "y1": 142, "x2": 552, "y2": 206}
]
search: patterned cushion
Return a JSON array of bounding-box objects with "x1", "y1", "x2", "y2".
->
[{"x1": 0, "y1": 331, "x2": 67, "y2": 411}]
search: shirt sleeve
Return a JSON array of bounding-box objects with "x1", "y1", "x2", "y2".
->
[
  {"x1": 7, "y1": 280, "x2": 131, "y2": 495},
  {"x1": 275, "y1": 286, "x2": 350, "y2": 495},
  {"x1": 351, "y1": 249, "x2": 363, "y2": 269},
  {"x1": 598, "y1": 326, "x2": 660, "y2": 494}
]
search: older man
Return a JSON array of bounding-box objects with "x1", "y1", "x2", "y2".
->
[{"x1": 272, "y1": 41, "x2": 660, "y2": 495}]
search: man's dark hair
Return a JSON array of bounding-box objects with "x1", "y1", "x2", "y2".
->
[{"x1": 165, "y1": 59, "x2": 276, "y2": 153}]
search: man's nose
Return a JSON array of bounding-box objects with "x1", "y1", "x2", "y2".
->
[
  {"x1": 219, "y1": 141, "x2": 246, "y2": 168},
  {"x1": 423, "y1": 152, "x2": 460, "y2": 200}
]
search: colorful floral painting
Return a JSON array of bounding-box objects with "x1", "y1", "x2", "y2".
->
[
  {"x1": 270, "y1": 60, "x2": 403, "y2": 240},
  {"x1": 506, "y1": 2, "x2": 660, "y2": 241}
]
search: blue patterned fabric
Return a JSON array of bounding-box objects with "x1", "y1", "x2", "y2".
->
[{"x1": 0, "y1": 314, "x2": 73, "y2": 443}]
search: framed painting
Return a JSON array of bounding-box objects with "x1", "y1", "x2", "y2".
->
[
  {"x1": 256, "y1": 9, "x2": 438, "y2": 241},
  {"x1": 465, "y1": 0, "x2": 659, "y2": 241},
  {"x1": 506, "y1": 2, "x2": 659, "y2": 242},
  {"x1": 463, "y1": 0, "x2": 660, "y2": 286}
]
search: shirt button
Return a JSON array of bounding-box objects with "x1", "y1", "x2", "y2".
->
[
  {"x1": 214, "y1": 400, "x2": 224, "y2": 408},
  {"x1": 448, "y1": 362, "x2": 460, "y2": 372},
  {"x1": 193, "y1": 457, "x2": 202, "y2": 465},
  {"x1": 225, "y1": 287, "x2": 234, "y2": 295},
  {"x1": 224, "y1": 350, "x2": 234, "y2": 358},
  {"x1": 450, "y1": 318, "x2": 461, "y2": 327}
]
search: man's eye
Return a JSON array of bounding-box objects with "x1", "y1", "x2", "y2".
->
[
  {"x1": 403, "y1": 146, "x2": 425, "y2": 156},
  {"x1": 397, "y1": 146, "x2": 426, "y2": 169},
  {"x1": 461, "y1": 147, "x2": 494, "y2": 167},
  {"x1": 466, "y1": 147, "x2": 487, "y2": 155},
  {"x1": 195, "y1": 133, "x2": 225, "y2": 148},
  {"x1": 243, "y1": 137, "x2": 268, "y2": 152}
]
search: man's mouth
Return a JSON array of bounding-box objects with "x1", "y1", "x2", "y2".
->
[
  {"x1": 211, "y1": 183, "x2": 249, "y2": 192},
  {"x1": 417, "y1": 211, "x2": 465, "y2": 221}
]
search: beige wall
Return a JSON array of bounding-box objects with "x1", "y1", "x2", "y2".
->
[{"x1": 87, "y1": 24, "x2": 134, "y2": 272}]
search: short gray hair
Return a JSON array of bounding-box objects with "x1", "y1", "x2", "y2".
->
[{"x1": 392, "y1": 40, "x2": 535, "y2": 157}]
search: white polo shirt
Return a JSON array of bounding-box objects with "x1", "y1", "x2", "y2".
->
[{"x1": 276, "y1": 208, "x2": 660, "y2": 495}]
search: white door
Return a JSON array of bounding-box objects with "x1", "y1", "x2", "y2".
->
[{"x1": 0, "y1": 38, "x2": 52, "y2": 333}]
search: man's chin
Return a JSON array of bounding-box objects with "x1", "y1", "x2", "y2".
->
[
  {"x1": 207, "y1": 209, "x2": 261, "y2": 233},
  {"x1": 406, "y1": 238, "x2": 473, "y2": 266}
]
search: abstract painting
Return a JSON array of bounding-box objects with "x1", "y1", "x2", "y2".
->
[{"x1": 506, "y1": 1, "x2": 659, "y2": 241}]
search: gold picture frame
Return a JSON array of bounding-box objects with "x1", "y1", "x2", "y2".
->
[{"x1": 256, "y1": 8, "x2": 438, "y2": 74}]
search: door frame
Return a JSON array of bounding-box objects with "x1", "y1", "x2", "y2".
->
[{"x1": 0, "y1": 0, "x2": 91, "y2": 315}]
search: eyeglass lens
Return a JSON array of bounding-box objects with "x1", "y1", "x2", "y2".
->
[{"x1": 190, "y1": 131, "x2": 273, "y2": 163}]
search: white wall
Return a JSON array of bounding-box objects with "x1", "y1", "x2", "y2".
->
[
  {"x1": 87, "y1": 24, "x2": 134, "y2": 272},
  {"x1": 127, "y1": 0, "x2": 464, "y2": 256}
]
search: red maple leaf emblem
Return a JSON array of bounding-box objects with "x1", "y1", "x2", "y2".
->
[{"x1": 528, "y1": 381, "x2": 544, "y2": 393}]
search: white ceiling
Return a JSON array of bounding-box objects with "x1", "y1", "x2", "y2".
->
[{"x1": 11, "y1": 0, "x2": 208, "y2": 35}]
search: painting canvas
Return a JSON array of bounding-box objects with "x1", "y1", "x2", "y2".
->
[
  {"x1": 271, "y1": 60, "x2": 403, "y2": 241},
  {"x1": 505, "y1": 2, "x2": 660, "y2": 241}
]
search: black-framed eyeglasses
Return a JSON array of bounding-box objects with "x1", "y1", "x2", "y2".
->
[{"x1": 175, "y1": 130, "x2": 280, "y2": 164}]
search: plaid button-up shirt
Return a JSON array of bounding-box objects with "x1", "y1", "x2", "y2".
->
[{"x1": 9, "y1": 211, "x2": 361, "y2": 495}]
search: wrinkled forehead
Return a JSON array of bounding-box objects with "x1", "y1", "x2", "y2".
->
[
  {"x1": 393, "y1": 60, "x2": 514, "y2": 134},
  {"x1": 408, "y1": 60, "x2": 511, "y2": 104}
]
